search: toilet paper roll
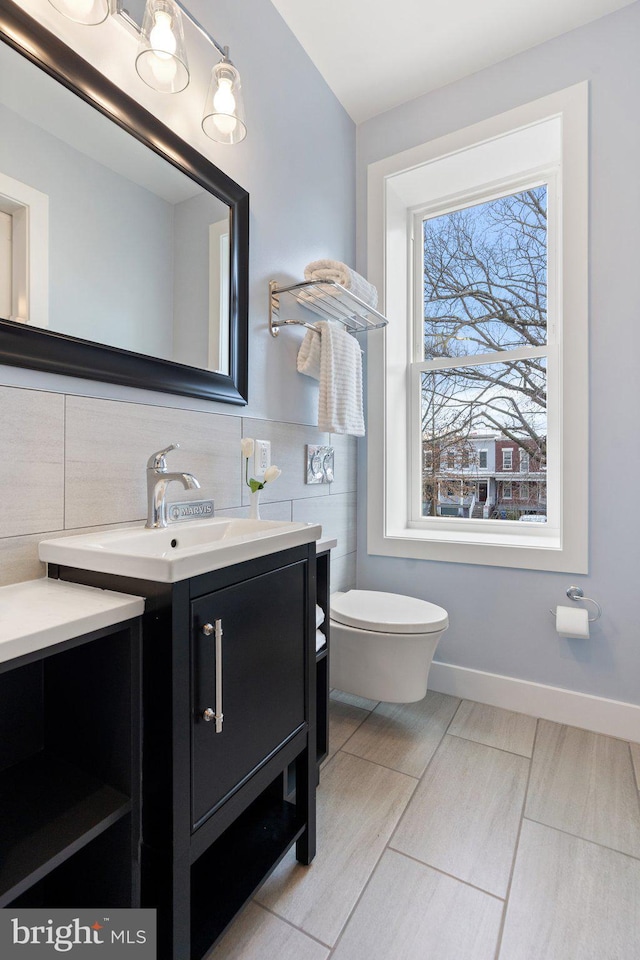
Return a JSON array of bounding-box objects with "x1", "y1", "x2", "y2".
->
[{"x1": 555, "y1": 605, "x2": 590, "y2": 639}]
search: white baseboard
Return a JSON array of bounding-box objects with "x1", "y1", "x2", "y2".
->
[{"x1": 428, "y1": 661, "x2": 640, "y2": 742}]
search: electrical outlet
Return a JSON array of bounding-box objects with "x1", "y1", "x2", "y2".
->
[{"x1": 254, "y1": 439, "x2": 271, "y2": 478}]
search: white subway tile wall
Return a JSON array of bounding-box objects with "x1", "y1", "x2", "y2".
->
[
  {"x1": 0, "y1": 386, "x2": 65, "y2": 538},
  {"x1": 0, "y1": 386, "x2": 357, "y2": 589}
]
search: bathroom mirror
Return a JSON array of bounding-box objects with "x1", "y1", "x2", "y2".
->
[{"x1": 0, "y1": 0, "x2": 248, "y2": 403}]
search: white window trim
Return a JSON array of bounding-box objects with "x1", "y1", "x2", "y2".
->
[
  {"x1": 502, "y1": 450, "x2": 513, "y2": 471},
  {"x1": 207, "y1": 219, "x2": 230, "y2": 375},
  {"x1": 0, "y1": 172, "x2": 48, "y2": 328},
  {"x1": 366, "y1": 84, "x2": 588, "y2": 573}
]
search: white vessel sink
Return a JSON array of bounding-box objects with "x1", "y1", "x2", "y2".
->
[{"x1": 39, "y1": 518, "x2": 322, "y2": 583}]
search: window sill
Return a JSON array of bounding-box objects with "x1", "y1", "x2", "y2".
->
[{"x1": 369, "y1": 523, "x2": 586, "y2": 573}]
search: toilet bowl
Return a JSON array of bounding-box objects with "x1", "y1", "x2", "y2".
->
[{"x1": 329, "y1": 590, "x2": 448, "y2": 703}]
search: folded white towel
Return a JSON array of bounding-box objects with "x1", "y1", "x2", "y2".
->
[
  {"x1": 316, "y1": 604, "x2": 325, "y2": 629},
  {"x1": 297, "y1": 321, "x2": 365, "y2": 436},
  {"x1": 319, "y1": 321, "x2": 365, "y2": 436},
  {"x1": 316, "y1": 628, "x2": 326, "y2": 652},
  {"x1": 304, "y1": 259, "x2": 378, "y2": 309},
  {"x1": 297, "y1": 327, "x2": 321, "y2": 380}
]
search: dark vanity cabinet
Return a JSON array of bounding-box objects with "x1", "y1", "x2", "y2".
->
[
  {"x1": 0, "y1": 620, "x2": 141, "y2": 911},
  {"x1": 191, "y1": 562, "x2": 306, "y2": 827},
  {"x1": 51, "y1": 543, "x2": 317, "y2": 960},
  {"x1": 315, "y1": 547, "x2": 331, "y2": 770}
]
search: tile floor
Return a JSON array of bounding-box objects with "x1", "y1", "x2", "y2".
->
[{"x1": 208, "y1": 691, "x2": 640, "y2": 960}]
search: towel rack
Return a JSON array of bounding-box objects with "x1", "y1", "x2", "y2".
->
[{"x1": 269, "y1": 279, "x2": 389, "y2": 338}]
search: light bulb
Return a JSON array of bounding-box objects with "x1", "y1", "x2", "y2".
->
[
  {"x1": 213, "y1": 77, "x2": 236, "y2": 115},
  {"x1": 149, "y1": 54, "x2": 178, "y2": 85},
  {"x1": 212, "y1": 78, "x2": 238, "y2": 136},
  {"x1": 149, "y1": 11, "x2": 177, "y2": 59},
  {"x1": 64, "y1": 0, "x2": 94, "y2": 16}
]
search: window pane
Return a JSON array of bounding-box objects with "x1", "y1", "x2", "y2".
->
[
  {"x1": 422, "y1": 187, "x2": 547, "y2": 358},
  {"x1": 420, "y1": 360, "x2": 547, "y2": 520}
]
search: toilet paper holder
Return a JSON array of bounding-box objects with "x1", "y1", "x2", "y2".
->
[{"x1": 550, "y1": 586, "x2": 603, "y2": 623}]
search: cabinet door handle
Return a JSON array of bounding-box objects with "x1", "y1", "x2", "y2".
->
[{"x1": 202, "y1": 620, "x2": 224, "y2": 732}]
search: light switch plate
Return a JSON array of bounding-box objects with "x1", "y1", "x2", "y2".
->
[
  {"x1": 306, "y1": 445, "x2": 334, "y2": 484},
  {"x1": 254, "y1": 439, "x2": 271, "y2": 478}
]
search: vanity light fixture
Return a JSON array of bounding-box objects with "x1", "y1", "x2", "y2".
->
[
  {"x1": 48, "y1": 0, "x2": 248, "y2": 143},
  {"x1": 47, "y1": 0, "x2": 109, "y2": 26},
  {"x1": 202, "y1": 56, "x2": 246, "y2": 145},
  {"x1": 135, "y1": 0, "x2": 190, "y2": 94}
]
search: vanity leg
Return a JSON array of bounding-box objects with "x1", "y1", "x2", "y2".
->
[{"x1": 295, "y1": 744, "x2": 316, "y2": 865}]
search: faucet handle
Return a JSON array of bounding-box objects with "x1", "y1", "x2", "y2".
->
[{"x1": 147, "y1": 443, "x2": 180, "y2": 471}]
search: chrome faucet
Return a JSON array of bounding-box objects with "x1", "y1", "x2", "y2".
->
[{"x1": 146, "y1": 444, "x2": 200, "y2": 529}]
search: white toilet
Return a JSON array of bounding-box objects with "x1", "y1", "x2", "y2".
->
[{"x1": 329, "y1": 590, "x2": 449, "y2": 703}]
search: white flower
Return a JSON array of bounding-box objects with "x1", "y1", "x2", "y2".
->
[
  {"x1": 264, "y1": 465, "x2": 281, "y2": 484},
  {"x1": 241, "y1": 437, "x2": 254, "y2": 458}
]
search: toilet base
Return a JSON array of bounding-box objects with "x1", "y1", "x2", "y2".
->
[{"x1": 329, "y1": 621, "x2": 443, "y2": 703}]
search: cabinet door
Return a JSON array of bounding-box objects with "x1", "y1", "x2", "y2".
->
[{"x1": 191, "y1": 562, "x2": 306, "y2": 829}]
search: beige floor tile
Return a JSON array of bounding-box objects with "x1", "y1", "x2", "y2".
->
[
  {"x1": 499, "y1": 819, "x2": 640, "y2": 960},
  {"x1": 392, "y1": 735, "x2": 529, "y2": 897},
  {"x1": 630, "y1": 742, "x2": 640, "y2": 791},
  {"x1": 526, "y1": 720, "x2": 640, "y2": 857},
  {"x1": 325, "y1": 698, "x2": 370, "y2": 763},
  {"x1": 448, "y1": 701, "x2": 537, "y2": 757},
  {"x1": 342, "y1": 691, "x2": 460, "y2": 777},
  {"x1": 255, "y1": 752, "x2": 416, "y2": 946},
  {"x1": 206, "y1": 902, "x2": 329, "y2": 960},
  {"x1": 330, "y1": 689, "x2": 379, "y2": 711},
  {"x1": 333, "y1": 850, "x2": 503, "y2": 960}
]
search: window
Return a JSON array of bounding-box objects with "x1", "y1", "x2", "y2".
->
[
  {"x1": 417, "y1": 184, "x2": 545, "y2": 519},
  {"x1": 367, "y1": 84, "x2": 588, "y2": 572},
  {"x1": 502, "y1": 449, "x2": 514, "y2": 472},
  {"x1": 520, "y1": 482, "x2": 530, "y2": 500},
  {"x1": 503, "y1": 482, "x2": 513, "y2": 500}
]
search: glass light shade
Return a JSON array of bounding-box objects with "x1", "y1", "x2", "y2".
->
[
  {"x1": 135, "y1": 0, "x2": 190, "y2": 94},
  {"x1": 202, "y1": 60, "x2": 247, "y2": 145},
  {"x1": 47, "y1": 0, "x2": 109, "y2": 25}
]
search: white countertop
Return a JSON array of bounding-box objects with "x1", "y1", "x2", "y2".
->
[
  {"x1": 316, "y1": 537, "x2": 337, "y2": 552},
  {"x1": 0, "y1": 579, "x2": 145, "y2": 666},
  {"x1": 40, "y1": 518, "x2": 322, "y2": 584}
]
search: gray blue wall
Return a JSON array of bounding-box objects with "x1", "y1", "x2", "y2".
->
[
  {"x1": 356, "y1": 1, "x2": 640, "y2": 704},
  {"x1": 0, "y1": 101, "x2": 175, "y2": 357},
  {"x1": 0, "y1": 0, "x2": 357, "y2": 590}
]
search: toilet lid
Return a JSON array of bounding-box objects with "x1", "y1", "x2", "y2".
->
[{"x1": 330, "y1": 590, "x2": 448, "y2": 635}]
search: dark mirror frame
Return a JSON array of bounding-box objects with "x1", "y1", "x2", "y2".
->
[{"x1": 0, "y1": 0, "x2": 249, "y2": 404}]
